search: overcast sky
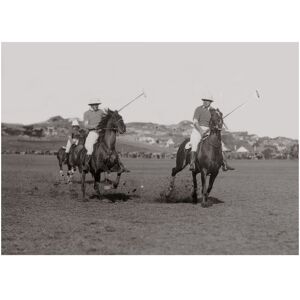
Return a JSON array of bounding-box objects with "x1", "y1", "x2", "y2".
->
[{"x1": 1, "y1": 43, "x2": 298, "y2": 139}]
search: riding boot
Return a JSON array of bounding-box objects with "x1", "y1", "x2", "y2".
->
[
  {"x1": 189, "y1": 151, "x2": 197, "y2": 171},
  {"x1": 64, "y1": 153, "x2": 69, "y2": 164},
  {"x1": 83, "y1": 154, "x2": 92, "y2": 172},
  {"x1": 222, "y1": 152, "x2": 235, "y2": 171}
]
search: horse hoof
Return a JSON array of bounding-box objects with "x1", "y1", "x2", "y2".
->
[{"x1": 201, "y1": 202, "x2": 209, "y2": 208}]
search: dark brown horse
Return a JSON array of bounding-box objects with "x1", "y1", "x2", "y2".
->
[
  {"x1": 56, "y1": 129, "x2": 86, "y2": 183},
  {"x1": 166, "y1": 108, "x2": 224, "y2": 207},
  {"x1": 69, "y1": 109, "x2": 127, "y2": 201}
]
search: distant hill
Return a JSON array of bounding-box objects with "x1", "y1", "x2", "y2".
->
[{"x1": 1, "y1": 116, "x2": 298, "y2": 156}]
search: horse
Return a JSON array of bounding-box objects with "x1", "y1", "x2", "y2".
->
[
  {"x1": 166, "y1": 108, "x2": 224, "y2": 207},
  {"x1": 56, "y1": 129, "x2": 86, "y2": 183},
  {"x1": 69, "y1": 109, "x2": 127, "y2": 201}
]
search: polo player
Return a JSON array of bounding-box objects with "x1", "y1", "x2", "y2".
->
[
  {"x1": 83, "y1": 98, "x2": 129, "y2": 173},
  {"x1": 64, "y1": 119, "x2": 81, "y2": 163},
  {"x1": 83, "y1": 99, "x2": 104, "y2": 171},
  {"x1": 189, "y1": 94, "x2": 235, "y2": 172}
]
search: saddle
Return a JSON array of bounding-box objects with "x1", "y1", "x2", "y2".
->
[{"x1": 185, "y1": 131, "x2": 210, "y2": 150}]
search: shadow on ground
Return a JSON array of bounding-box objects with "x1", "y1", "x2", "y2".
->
[
  {"x1": 89, "y1": 192, "x2": 140, "y2": 202},
  {"x1": 156, "y1": 193, "x2": 224, "y2": 206}
]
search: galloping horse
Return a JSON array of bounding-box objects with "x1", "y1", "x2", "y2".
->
[
  {"x1": 69, "y1": 109, "x2": 127, "y2": 201},
  {"x1": 56, "y1": 129, "x2": 86, "y2": 183},
  {"x1": 166, "y1": 108, "x2": 224, "y2": 207}
]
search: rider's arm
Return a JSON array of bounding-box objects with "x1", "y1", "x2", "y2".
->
[
  {"x1": 193, "y1": 119, "x2": 204, "y2": 135},
  {"x1": 83, "y1": 112, "x2": 95, "y2": 130},
  {"x1": 193, "y1": 107, "x2": 204, "y2": 134},
  {"x1": 84, "y1": 121, "x2": 95, "y2": 130}
]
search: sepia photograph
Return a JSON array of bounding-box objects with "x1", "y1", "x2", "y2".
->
[{"x1": 1, "y1": 42, "x2": 298, "y2": 255}]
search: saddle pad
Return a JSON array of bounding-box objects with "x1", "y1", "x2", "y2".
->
[
  {"x1": 185, "y1": 142, "x2": 192, "y2": 150},
  {"x1": 62, "y1": 146, "x2": 66, "y2": 149}
]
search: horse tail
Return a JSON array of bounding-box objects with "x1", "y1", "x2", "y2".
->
[{"x1": 172, "y1": 138, "x2": 190, "y2": 176}]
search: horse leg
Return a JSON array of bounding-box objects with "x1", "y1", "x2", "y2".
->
[
  {"x1": 59, "y1": 168, "x2": 64, "y2": 180},
  {"x1": 192, "y1": 171, "x2": 198, "y2": 204},
  {"x1": 201, "y1": 170, "x2": 209, "y2": 207},
  {"x1": 112, "y1": 172, "x2": 122, "y2": 189},
  {"x1": 66, "y1": 164, "x2": 73, "y2": 184},
  {"x1": 207, "y1": 172, "x2": 218, "y2": 196},
  {"x1": 81, "y1": 172, "x2": 88, "y2": 202},
  {"x1": 58, "y1": 158, "x2": 65, "y2": 180},
  {"x1": 93, "y1": 171, "x2": 102, "y2": 199}
]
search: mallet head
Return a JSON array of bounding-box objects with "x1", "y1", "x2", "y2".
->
[{"x1": 255, "y1": 89, "x2": 260, "y2": 99}]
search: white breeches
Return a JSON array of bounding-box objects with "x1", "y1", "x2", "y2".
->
[
  {"x1": 190, "y1": 126, "x2": 209, "y2": 151},
  {"x1": 65, "y1": 138, "x2": 79, "y2": 153},
  {"x1": 84, "y1": 130, "x2": 99, "y2": 155}
]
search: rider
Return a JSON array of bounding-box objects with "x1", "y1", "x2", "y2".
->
[
  {"x1": 83, "y1": 99, "x2": 105, "y2": 171},
  {"x1": 83, "y1": 99, "x2": 130, "y2": 173},
  {"x1": 64, "y1": 119, "x2": 81, "y2": 163},
  {"x1": 189, "y1": 94, "x2": 235, "y2": 172}
]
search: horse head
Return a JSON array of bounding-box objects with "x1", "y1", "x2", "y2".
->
[
  {"x1": 209, "y1": 108, "x2": 223, "y2": 132},
  {"x1": 97, "y1": 109, "x2": 126, "y2": 134},
  {"x1": 111, "y1": 110, "x2": 126, "y2": 134}
]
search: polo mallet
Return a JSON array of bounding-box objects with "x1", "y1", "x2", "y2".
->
[
  {"x1": 223, "y1": 89, "x2": 261, "y2": 120},
  {"x1": 118, "y1": 90, "x2": 147, "y2": 112}
]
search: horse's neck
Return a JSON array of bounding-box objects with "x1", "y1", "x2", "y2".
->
[
  {"x1": 102, "y1": 119, "x2": 116, "y2": 150},
  {"x1": 207, "y1": 131, "x2": 221, "y2": 147},
  {"x1": 104, "y1": 130, "x2": 116, "y2": 150}
]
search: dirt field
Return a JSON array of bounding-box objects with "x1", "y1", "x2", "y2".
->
[{"x1": 1, "y1": 155, "x2": 298, "y2": 254}]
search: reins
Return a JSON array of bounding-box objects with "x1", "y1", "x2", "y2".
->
[{"x1": 205, "y1": 123, "x2": 222, "y2": 149}]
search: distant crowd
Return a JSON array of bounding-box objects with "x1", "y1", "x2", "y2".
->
[{"x1": 1, "y1": 149, "x2": 298, "y2": 160}]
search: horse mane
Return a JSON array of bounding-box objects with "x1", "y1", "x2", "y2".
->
[
  {"x1": 208, "y1": 108, "x2": 223, "y2": 141},
  {"x1": 208, "y1": 108, "x2": 217, "y2": 128},
  {"x1": 96, "y1": 108, "x2": 115, "y2": 143},
  {"x1": 209, "y1": 108, "x2": 223, "y2": 125},
  {"x1": 97, "y1": 109, "x2": 115, "y2": 130}
]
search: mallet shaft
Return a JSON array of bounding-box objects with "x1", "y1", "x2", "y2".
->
[{"x1": 118, "y1": 91, "x2": 146, "y2": 112}]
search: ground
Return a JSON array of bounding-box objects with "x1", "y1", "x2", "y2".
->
[{"x1": 1, "y1": 155, "x2": 298, "y2": 254}]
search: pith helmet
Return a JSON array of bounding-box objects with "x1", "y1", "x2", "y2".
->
[
  {"x1": 72, "y1": 119, "x2": 80, "y2": 126},
  {"x1": 88, "y1": 98, "x2": 102, "y2": 106},
  {"x1": 201, "y1": 92, "x2": 214, "y2": 102}
]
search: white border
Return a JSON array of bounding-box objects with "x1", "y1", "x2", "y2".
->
[{"x1": 1, "y1": 1, "x2": 299, "y2": 300}]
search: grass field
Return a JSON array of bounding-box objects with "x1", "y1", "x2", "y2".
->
[
  {"x1": 1, "y1": 135, "x2": 171, "y2": 153},
  {"x1": 1, "y1": 155, "x2": 298, "y2": 254}
]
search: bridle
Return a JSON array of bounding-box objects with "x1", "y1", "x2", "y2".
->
[{"x1": 207, "y1": 113, "x2": 223, "y2": 148}]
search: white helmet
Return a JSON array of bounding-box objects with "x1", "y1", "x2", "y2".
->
[
  {"x1": 88, "y1": 98, "x2": 102, "y2": 106},
  {"x1": 72, "y1": 119, "x2": 80, "y2": 127},
  {"x1": 201, "y1": 92, "x2": 214, "y2": 102}
]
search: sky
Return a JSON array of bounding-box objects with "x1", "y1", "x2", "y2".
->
[{"x1": 1, "y1": 42, "x2": 299, "y2": 139}]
